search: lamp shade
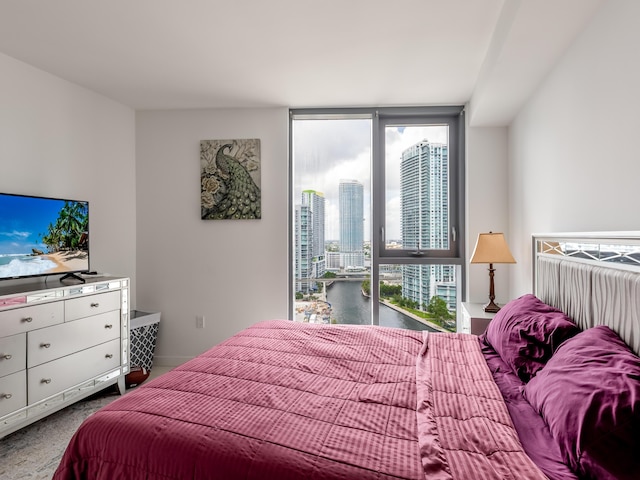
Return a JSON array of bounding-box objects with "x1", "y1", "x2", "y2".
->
[{"x1": 470, "y1": 232, "x2": 516, "y2": 264}]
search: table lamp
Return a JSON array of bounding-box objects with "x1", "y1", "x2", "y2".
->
[{"x1": 470, "y1": 232, "x2": 516, "y2": 313}]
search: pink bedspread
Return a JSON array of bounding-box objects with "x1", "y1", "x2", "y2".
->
[
  {"x1": 416, "y1": 333, "x2": 547, "y2": 480},
  {"x1": 53, "y1": 320, "x2": 545, "y2": 480}
]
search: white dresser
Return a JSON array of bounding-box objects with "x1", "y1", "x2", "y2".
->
[{"x1": 0, "y1": 276, "x2": 129, "y2": 438}]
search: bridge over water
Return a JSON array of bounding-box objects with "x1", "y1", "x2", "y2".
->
[{"x1": 297, "y1": 272, "x2": 402, "y2": 283}]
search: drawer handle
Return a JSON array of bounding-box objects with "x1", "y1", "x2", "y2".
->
[
  {"x1": 2, "y1": 393, "x2": 12, "y2": 399},
  {"x1": 2, "y1": 354, "x2": 12, "y2": 360},
  {"x1": 105, "y1": 324, "x2": 113, "y2": 329},
  {"x1": 90, "y1": 302, "x2": 100, "y2": 308},
  {"x1": 23, "y1": 317, "x2": 33, "y2": 323},
  {"x1": 105, "y1": 353, "x2": 114, "y2": 359},
  {"x1": 41, "y1": 343, "x2": 51, "y2": 349},
  {"x1": 41, "y1": 378, "x2": 52, "y2": 384}
]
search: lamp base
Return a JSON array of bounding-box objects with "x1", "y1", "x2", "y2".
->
[{"x1": 483, "y1": 300, "x2": 501, "y2": 313}]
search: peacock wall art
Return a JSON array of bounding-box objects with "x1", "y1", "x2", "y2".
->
[{"x1": 200, "y1": 139, "x2": 261, "y2": 220}]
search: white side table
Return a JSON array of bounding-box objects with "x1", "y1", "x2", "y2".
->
[{"x1": 460, "y1": 302, "x2": 496, "y2": 335}]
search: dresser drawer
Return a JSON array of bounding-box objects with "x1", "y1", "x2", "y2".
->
[
  {"x1": 0, "y1": 302, "x2": 64, "y2": 337},
  {"x1": 65, "y1": 290, "x2": 121, "y2": 322},
  {"x1": 28, "y1": 338, "x2": 121, "y2": 404},
  {"x1": 0, "y1": 333, "x2": 26, "y2": 377},
  {"x1": 27, "y1": 310, "x2": 120, "y2": 368},
  {"x1": 0, "y1": 370, "x2": 27, "y2": 417}
]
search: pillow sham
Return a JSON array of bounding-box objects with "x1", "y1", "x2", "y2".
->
[
  {"x1": 523, "y1": 325, "x2": 640, "y2": 480},
  {"x1": 481, "y1": 294, "x2": 579, "y2": 382}
]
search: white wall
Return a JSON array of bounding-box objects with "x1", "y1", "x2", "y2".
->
[
  {"x1": 465, "y1": 124, "x2": 511, "y2": 306},
  {"x1": 135, "y1": 108, "x2": 289, "y2": 365},
  {"x1": 508, "y1": 0, "x2": 640, "y2": 296},
  {"x1": 0, "y1": 53, "x2": 137, "y2": 294}
]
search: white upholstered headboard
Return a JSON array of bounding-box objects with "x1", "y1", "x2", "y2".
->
[{"x1": 533, "y1": 232, "x2": 640, "y2": 356}]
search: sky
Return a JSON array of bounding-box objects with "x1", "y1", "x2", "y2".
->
[
  {"x1": 0, "y1": 194, "x2": 72, "y2": 255},
  {"x1": 293, "y1": 118, "x2": 448, "y2": 241}
]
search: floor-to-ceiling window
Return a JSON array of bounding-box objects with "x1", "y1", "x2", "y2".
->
[{"x1": 290, "y1": 107, "x2": 465, "y2": 331}]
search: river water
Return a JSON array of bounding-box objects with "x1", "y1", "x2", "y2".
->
[{"x1": 326, "y1": 281, "x2": 436, "y2": 332}]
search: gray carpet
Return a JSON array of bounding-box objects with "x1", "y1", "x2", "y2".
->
[{"x1": 0, "y1": 388, "x2": 120, "y2": 480}]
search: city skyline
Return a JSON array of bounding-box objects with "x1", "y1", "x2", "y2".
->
[
  {"x1": 292, "y1": 118, "x2": 447, "y2": 240},
  {"x1": 294, "y1": 132, "x2": 457, "y2": 325}
]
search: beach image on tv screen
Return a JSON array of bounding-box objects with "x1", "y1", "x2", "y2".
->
[{"x1": 0, "y1": 194, "x2": 89, "y2": 279}]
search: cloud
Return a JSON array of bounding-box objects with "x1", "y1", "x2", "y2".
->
[
  {"x1": 0, "y1": 230, "x2": 30, "y2": 239},
  {"x1": 293, "y1": 118, "x2": 370, "y2": 174}
]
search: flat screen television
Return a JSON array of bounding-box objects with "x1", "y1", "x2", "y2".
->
[{"x1": 0, "y1": 192, "x2": 90, "y2": 282}]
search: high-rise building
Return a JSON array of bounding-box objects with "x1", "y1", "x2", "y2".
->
[
  {"x1": 303, "y1": 190, "x2": 325, "y2": 271},
  {"x1": 294, "y1": 190, "x2": 325, "y2": 293},
  {"x1": 325, "y1": 251, "x2": 341, "y2": 270},
  {"x1": 400, "y1": 141, "x2": 456, "y2": 310},
  {"x1": 339, "y1": 180, "x2": 364, "y2": 268}
]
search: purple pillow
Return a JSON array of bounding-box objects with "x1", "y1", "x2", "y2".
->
[
  {"x1": 523, "y1": 326, "x2": 640, "y2": 480},
  {"x1": 481, "y1": 294, "x2": 579, "y2": 382}
]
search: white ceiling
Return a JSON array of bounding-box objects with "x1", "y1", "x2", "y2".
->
[{"x1": 0, "y1": 0, "x2": 604, "y2": 125}]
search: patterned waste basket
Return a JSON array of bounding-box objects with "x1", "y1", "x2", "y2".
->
[{"x1": 130, "y1": 310, "x2": 161, "y2": 371}]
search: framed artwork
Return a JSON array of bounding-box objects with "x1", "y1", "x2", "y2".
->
[{"x1": 200, "y1": 139, "x2": 261, "y2": 220}]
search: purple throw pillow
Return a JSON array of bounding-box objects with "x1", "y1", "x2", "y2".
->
[
  {"x1": 481, "y1": 294, "x2": 579, "y2": 382},
  {"x1": 523, "y1": 326, "x2": 640, "y2": 480}
]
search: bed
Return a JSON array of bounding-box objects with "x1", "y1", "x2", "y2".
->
[{"x1": 53, "y1": 232, "x2": 640, "y2": 480}]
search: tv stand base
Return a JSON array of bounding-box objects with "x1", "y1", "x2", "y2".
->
[{"x1": 60, "y1": 272, "x2": 85, "y2": 283}]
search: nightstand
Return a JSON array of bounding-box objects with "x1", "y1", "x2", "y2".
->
[{"x1": 460, "y1": 302, "x2": 497, "y2": 335}]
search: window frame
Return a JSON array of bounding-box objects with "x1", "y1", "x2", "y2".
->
[{"x1": 288, "y1": 106, "x2": 466, "y2": 324}]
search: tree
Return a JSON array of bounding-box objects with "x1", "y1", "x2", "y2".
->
[
  {"x1": 427, "y1": 296, "x2": 452, "y2": 321},
  {"x1": 57, "y1": 201, "x2": 88, "y2": 249},
  {"x1": 380, "y1": 282, "x2": 402, "y2": 297},
  {"x1": 41, "y1": 201, "x2": 89, "y2": 252}
]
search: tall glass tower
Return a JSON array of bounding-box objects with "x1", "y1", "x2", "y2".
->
[
  {"x1": 339, "y1": 180, "x2": 364, "y2": 269},
  {"x1": 400, "y1": 141, "x2": 455, "y2": 310},
  {"x1": 295, "y1": 190, "x2": 325, "y2": 293}
]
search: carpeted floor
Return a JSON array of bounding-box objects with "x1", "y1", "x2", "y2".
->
[{"x1": 0, "y1": 388, "x2": 120, "y2": 480}]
